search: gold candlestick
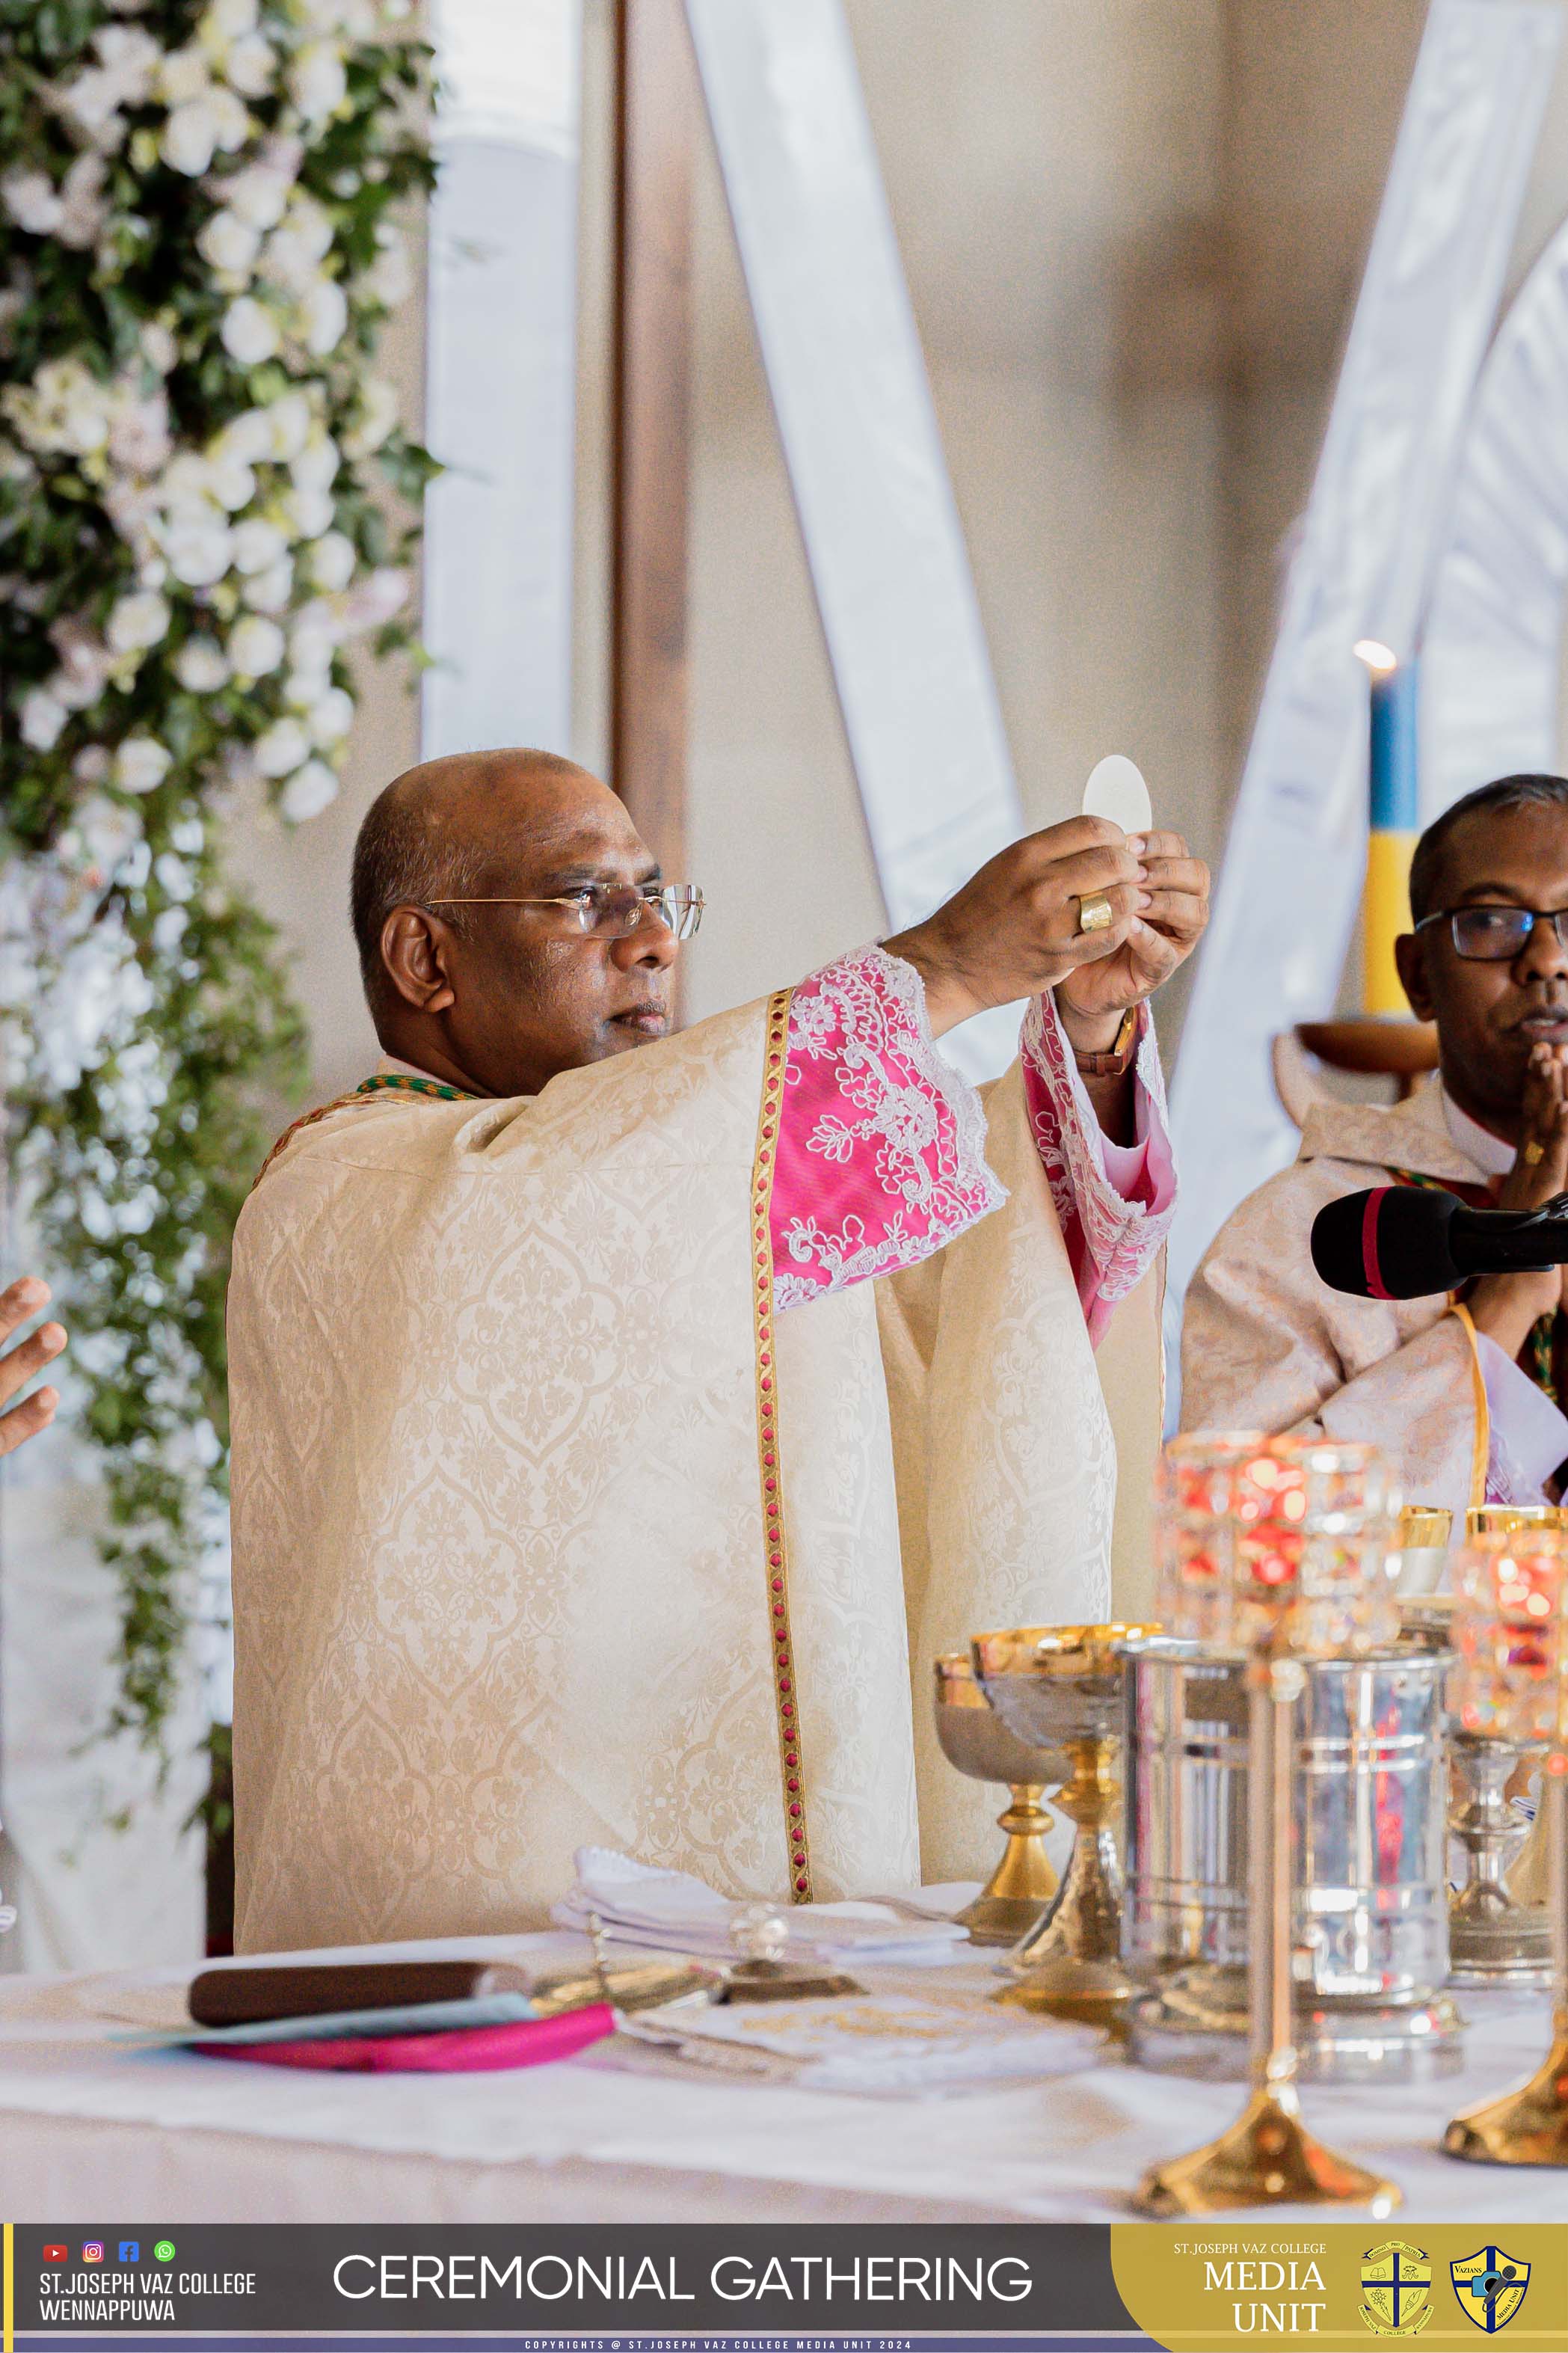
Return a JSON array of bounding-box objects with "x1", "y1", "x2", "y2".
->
[
  {"x1": 973, "y1": 1622, "x2": 1154, "y2": 2029},
  {"x1": 1444, "y1": 1530, "x2": 1568, "y2": 2165},
  {"x1": 1133, "y1": 1435, "x2": 1402, "y2": 2215},
  {"x1": 932, "y1": 1653, "x2": 1063, "y2": 1945}
]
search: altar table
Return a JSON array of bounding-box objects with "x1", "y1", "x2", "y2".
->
[{"x1": 0, "y1": 1935, "x2": 1559, "y2": 2224}]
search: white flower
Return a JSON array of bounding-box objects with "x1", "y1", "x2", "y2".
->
[
  {"x1": 114, "y1": 736, "x2": 172, "y2": 794},
  {"x1": 203, "y1": 0, "x2": 259, "y2": 37},
  {"x1": 162, "y1": 99, "x2": 223, "y2": 177},
  {"x1": 284, "y1": 485, "x2": 333, "y2": 538},
  {"x1": 107, "y1": 591, "x2": 170, "y2": 654},
  {"x1": 222, "y1": 32, "x2": 275, "y2": 97},
  {"x1": 306, "y1": 530, "x2": 354, "y2": 592},
  {"x1": 289, "y1": 598, "x2": 342, "y2": 669},
  {"x1": 290, "y1": 428, "x2": 339, "y2": 492},
  {"x1": 265, "y1": 390, "x2": 312, "y2": 460},
  {"x1": 342, "y1": 376, "x2": 398, "y2": 457},
  {"x1": 57, "y1": 153, "x2": 110, "y2": 249},
  {"x1": 206, "y1": 449, "x2": 255, "y2": 511},
  {"x1": 72, "y1": 748, "x2": 112, "y2": 787},
  {"x1": 342, "y1": 565, "x2": 408, "y2": 632},
  {"x1": 72, "y1": 794, "x2": 141, "y2": 872},
  {"x1": 221, "y1": 160, "x2": 293, "y2": 231},
  {"x1": 298, "y1": 277, "x2": 347, "y2": 357},
  {"x1": 2, "y1": 172, "x2": 62, "y2": 236},
  {"x1": 162, "y1": 512, "x2": 233, "y2": 588},
  {"x1": 138, "y1": 556, "x2": 168, "y2": 590},
  {"x1": 138, "y1": 319, "x2": 178, "y2": 375},
  {"x1": 197, "y1": 209, "x2": 260, "y2": 275},
  {"x1": 307, "y1": 685, "x2": 353, "y2": 746},
  {"x1": 232, "y1": 516, "x2": 286, "y2": 574},
  {"x1": 152, "y1": 906, "x2": 188, "y2": 954},
  {"x1": 154, "y1": 851, "x2": 197, "y2": 901},
  {"x1": 206, "y1": 87, "x2": 251, "y2": 153},
  {"x1": 242, "y1": 556, "x2": 293, "y2": 612},
  {"x1": 280, "y1": 758, "x2": 339, "y2": 822},
  {"x1": 173, "y1": 636, "x2": 230, "y2": 690},
  {"x1": 95, "y1": 25, "x2": 160, "y2": 91},
  {"x1": 220, "y1": 295, "x2": 280, "y2": 365},
  {"x1": 107, "y1": 394, "x2": 170, "y2": 475},
  {"x1": 253, "y1": 717, "x2": 310, "y2": 778},
  {"x1": 264, "y1": 197, "x2": 333, "y2": 291},
  {"x1": 228, "y1": 613, "x2": 284, "y2": 676},
  {"x1": 58, "y1": 67, "x2": 129, "y2": 146},
  {"x1": 19, "y1": 689, "x2": 67, "y2": 751},
  {"x1": 286, "y1": 41, "x2": 348, "y2": 123},
  {"x1": 215, "y1": 408, "x2": 273, "y2": 466},
  {"x1": 157, "y1": 48, "x2": 211, "y2": 106}
]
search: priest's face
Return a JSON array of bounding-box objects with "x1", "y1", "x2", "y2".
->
[
  {"x1": 1398, "y1": 801, "x2": 1568, "y2": 1128},
  {"x1": 378, "y1": 760, "x2": 680, "y2": 1098}
]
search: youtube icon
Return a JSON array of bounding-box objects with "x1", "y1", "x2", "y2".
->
[{"x1": 41, "y1": 2245, "x2": 66, "y2": 2264}]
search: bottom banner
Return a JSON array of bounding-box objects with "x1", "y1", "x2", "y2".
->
[{"x1": 0, "y1": 2224, "x2": 1564, "y2": 2351}]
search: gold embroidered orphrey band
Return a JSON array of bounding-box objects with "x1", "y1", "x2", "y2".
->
[{"x1": 751, "y1": 987, "x2": 812, "y2": 1901}]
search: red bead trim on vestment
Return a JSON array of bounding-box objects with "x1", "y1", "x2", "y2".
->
[{"x1": 751, "y1": 988, "x2": 811, "y2": 1903}]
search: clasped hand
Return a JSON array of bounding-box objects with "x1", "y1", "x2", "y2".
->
[{"x1": 885, "y1": 814, "x2": 1210, "y2": 1040}]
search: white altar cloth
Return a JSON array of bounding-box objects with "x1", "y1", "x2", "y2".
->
[{"x1": 0, "y1": 1932, "x2": 1559, "y2": 2224}]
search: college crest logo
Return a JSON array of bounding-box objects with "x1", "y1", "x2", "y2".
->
[
  {"x1": 1451, "y1": 2248, "x2": 1530, "y2": 2333},
  {"x1": 1361, "y1": 2242, "x2": 1432, "y2": 2336}
]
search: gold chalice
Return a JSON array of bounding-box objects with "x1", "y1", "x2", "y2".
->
[
  {"x1": 932, "y1": 1653, "x2": 1066, "y2": 1945},
  {"x1": 972, "y1": 1622, "x2": 1155, "y2": 2028}
]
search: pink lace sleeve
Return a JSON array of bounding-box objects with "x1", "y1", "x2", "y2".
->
[
  {"x1": 770, "y1": 948, "x2": 1004, "y2": 1312},
  {"x1": 1021, "y1": 993, "x2": 1176, "y2": 1346}
]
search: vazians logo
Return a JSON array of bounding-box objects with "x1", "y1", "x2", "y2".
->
[
  {"x1": 1451, "y1": 2248, "x2": 1531, "y2": 2334},
  {"x1": 1361, "y1": 2242, "x2": 1432, "y2": 2337}
]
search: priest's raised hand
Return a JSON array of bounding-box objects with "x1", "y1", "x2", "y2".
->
[{"x1": 884, "y1": 815, "x2": 1209, "y2": 1034}]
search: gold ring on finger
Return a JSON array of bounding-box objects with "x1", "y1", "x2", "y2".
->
[
  {"x1": 1076, "y1": 889, "x2": 1114, "y2": 936},
  {"x1": 1525, "y1": 1139, "x2": 1546, "y2": 1166}
]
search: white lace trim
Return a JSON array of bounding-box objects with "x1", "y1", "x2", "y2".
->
[
  {"x1": 773, "y1": 947, "x2": 1004, "y2": 1310},
  {"x1": 1021, "y1": 991, "x2": 1171, "y2": 1306}
]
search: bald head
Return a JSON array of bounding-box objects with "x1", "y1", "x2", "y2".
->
[
  {"x1": 350, "y1": 748, "x2": 603, "y2": 1002},
  {"x1": 348, "y1": 745, "x2": 680, "y2": 1097}
]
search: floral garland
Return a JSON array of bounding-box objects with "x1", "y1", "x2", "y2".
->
[{"x1": 0, "y1": 0, "x2": 437, "y2": 1761}]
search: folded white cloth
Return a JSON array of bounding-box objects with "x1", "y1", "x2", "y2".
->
[
  {"x1": 552, "y1": 1849, "x2": 971, "y2": 1967},
  {"x1": 618, "y1": 1989, "x2": 1101, "y2": 2096}
]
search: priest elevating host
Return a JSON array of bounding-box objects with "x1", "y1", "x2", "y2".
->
[{"x1": 227, "y1": 748, "x2": 1208, "y2": 1950}]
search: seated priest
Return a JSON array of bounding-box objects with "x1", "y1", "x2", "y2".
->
[
  {"x1": 228, "y1": 748, "x2": 1208, "y2": 1951},
  {"x1": 1183, "y1": 772, "x2": 1568, "y2": 1514}
]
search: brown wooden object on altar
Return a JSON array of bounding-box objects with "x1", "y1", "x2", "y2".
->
[
  {"x1": 1274, "y1": 1019, "x2": 1439, "y2": 1130},
  {"x1": 609, "y1": 0, "x2": 695, "y2": 886}
]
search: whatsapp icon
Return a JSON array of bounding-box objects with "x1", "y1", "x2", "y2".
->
[{"x1": 153, "y1": 2242, "x2": 175, "y2": 2262}]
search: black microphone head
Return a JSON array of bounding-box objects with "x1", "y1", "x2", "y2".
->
[{"x1": 1310, "y1": 1185, "x2": 1462, "y2": 1300}]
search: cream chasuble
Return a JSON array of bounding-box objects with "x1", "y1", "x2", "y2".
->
[{"x1": 230, "y1": 991, "x2": 1136, "y2": 1953}]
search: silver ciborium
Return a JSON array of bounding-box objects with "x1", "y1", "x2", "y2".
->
[
  {"x1": 932, "y1": 1653, "x2": 1066, "y2": 1945},
  {"x1": 972, "y1": 1622, "x2": 1156, "y2": 2028}
]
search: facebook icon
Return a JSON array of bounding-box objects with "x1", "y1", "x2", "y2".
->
[{"x1": 118, "y1": 2242, "x2": 138, "y2": 2263}]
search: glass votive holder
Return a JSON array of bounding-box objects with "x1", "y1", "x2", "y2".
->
[{"x1": 1451, "y1": 1529, "x2": 1568, "y2": 1746}]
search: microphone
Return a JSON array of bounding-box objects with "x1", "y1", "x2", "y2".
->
[{"x1": 1311, "y1": 1185, "x2": 1568, "y2": 1301}]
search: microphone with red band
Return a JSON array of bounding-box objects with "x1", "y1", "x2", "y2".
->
[{"x1": 1311, "y1": 1185, "x2": 1568, "y2": 1301}]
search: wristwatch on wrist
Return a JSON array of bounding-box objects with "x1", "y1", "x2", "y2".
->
[{"x1": 1072, "y1": 1003, "x2": 1140, "y2": 1078}]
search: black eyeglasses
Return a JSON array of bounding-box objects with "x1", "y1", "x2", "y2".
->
[{"x1": 1415, "y1": 904, "x2": 1568, "y2": 962}]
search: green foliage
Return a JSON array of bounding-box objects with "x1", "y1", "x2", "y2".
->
[{"x1": 0, "y1": 0, "x2": 434, "y2": 1762}]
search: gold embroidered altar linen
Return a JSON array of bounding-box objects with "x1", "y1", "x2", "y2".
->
[{"x1": 229, "y1": 998, "x2": 1128, "y2": 1952}]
